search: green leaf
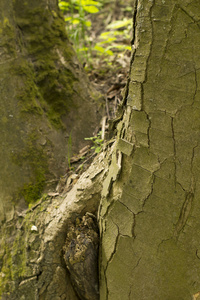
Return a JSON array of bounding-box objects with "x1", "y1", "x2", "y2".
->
[
  {"x1": 107, "y1": 19, "x2": 132, "y2": 29},
  {"x1": 72, "y1": 19, "x2": 80, "y2": 24},
  {"x1": 94, "y1": 45, "x2": 113, "y2": 56},
  {"x1": 94, "y1": 45, "x2": 105, "y2": 53},
  {"x1": 104, "y1": 49, "x2": 114, "y2": 55},
  {"x1": 65, "y1": 16, "x2": 74, "y2": 22},
  {"x1": 84, "y1": 20, "x2": 92, "y2": 27},
  {"x1": 81, "y1": 0, "x2": 101, "y2": 6},
  {"x1": 83, "y1": 5, "x2": 99, "y2": 13},
  {"x1": 95, "y1": 147, "x2": 102, "y2": 153},
  {"x1": 100, "y1": 31, "x2": 125, "y2": 39},
  {"x1": 100, "y1": 31, "x2": 112, "y2": 37},
  {"x1": 58, "y1": 1, "x2": 70, "y2": 10},
  {"x1": 85, "y1": 137, "x2": 94, "y2": 141},
  {"x1": 110, "y1": 44, "x2": 131, "y2": 51},
  {"x1": 113, "y1": 30, "x2": 125, "y2": 36},
  {"x1": 99, "y1": 37, "x2": 116, "y2": 43},
  {"x1": 78, "y1": 47, "x2": 89, "y2": 52}
]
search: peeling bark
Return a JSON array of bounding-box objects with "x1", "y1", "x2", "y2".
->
[
  {"x1": 0, "y1": 148, "x2": 111, "y2": 299},
  {"x1": 2, "y1": 0, "x2": 200, "y2": 299},
  {"x1": 99, "y1": 0, "x2": 200, "y2": 299}
]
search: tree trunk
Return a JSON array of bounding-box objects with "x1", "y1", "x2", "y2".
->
[
  {"x1": 0, "y1": 0, "x2": 102, "y2": 223},
  {"x1": 1, "y1": 0, "x2": 200, "y2": 299},
  {"x1": 0, "y1": 149, "x2": 111, "y2": 299},
  {"x1": 99, "y1": 0, "x2": 200, "y2": 299}
]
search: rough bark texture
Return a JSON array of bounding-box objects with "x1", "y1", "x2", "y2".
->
[
  {"x1": 63, "y1": 213, "x2": 99, "y2": 300},
  {"x1": 0, "y1": 0, "x2": 102, "y2": 223},
  {"x1": 0, "y1": 146, "x2": 112, "y2": 299},
  {"x1": 2, "y1": 0, "x2": 200, "y2": 299},
  {"x1": 99, "y1": 0, "x2": 200, "y2": 299}
]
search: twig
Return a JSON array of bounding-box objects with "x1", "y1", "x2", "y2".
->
[
  {"x1": 106, "y1": 96, "x2": 111, "y2": 119},
  {"x1": 101, "y1": 116, "x2": 107, "y2": 140}
]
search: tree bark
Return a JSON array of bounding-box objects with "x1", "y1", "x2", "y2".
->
[
  {"x1": 0, "y1": 0, "x2": 102, "y2": 223},
  {"x1": 0, "y1": 147, "x2": 112, "y2": 299},
  {"x1": 1, "y1": 0, "x2": 200, "y2": 299},
  {"x1": 99, "y1": 0, "x2": 200, "y2": 299}
]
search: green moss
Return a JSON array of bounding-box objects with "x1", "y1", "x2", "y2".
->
[
  {"x1": 12, "y1": 59, "x2": 44, "y2": 115},
  {"x1": 47, "y1": 109, "x2": 66, "y2": 129},
  {"x1": 0, "y1": 207, "x2": 44, "y2": 297},
  {"x1": 20, "y1": 172, "x2": 46, "y2": 204},
  {"x1": 0, "y1": 239, "x2": 16, "y2": 297},
  {"x1": 0, "y1": 17, "x2": 16, "y2": 56},
  {"x1": 12, "y1": 6, "x2": 77, "y2": 128},
  {"x1": 11, "y1": 132, "x2": 49, "y2": 204},
  {"x1": 11, "y1": 234, "x2": 27, "y2": 280}
]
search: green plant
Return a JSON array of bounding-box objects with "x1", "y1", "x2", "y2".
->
[
  {"x1": 59, "y1": 0, "x2": 132, "y2": 69},
  {"x1": 59, "y1": 0, "x2": 101, "y2": 60},
  {"x1": 93, "y1": 18, "x2": 132, "y2": 57},
  {"x1": 85, "y1": 131, "x2": 103, "y2": 153}
]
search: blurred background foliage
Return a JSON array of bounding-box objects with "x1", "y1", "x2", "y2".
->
[{"x1": 58, "y1": 0, "x2": 133, "y2": 70}]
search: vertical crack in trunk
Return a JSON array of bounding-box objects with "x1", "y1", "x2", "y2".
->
[
  {"x1": 131, "y1": 0, "x2": 139, "y2": 46},
  {"x1": 171, "y1": 116, "x2": 177, "y2": 187},
  {"x1": 174, "y1": 191, "x2": 194, "y2": 238}
]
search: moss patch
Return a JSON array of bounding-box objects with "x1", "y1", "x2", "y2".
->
[
  {"x1": 0, "y1": 17, "x2": 16, "y2": 56},
  {"x1": 12, "y1": 5, "x2": 77, "y2": 129},
  {"x1": 11, "y1": 132, "x2": 49, "y2": 204},
  {"x1": 12, "y1": 59, "x2": 44, "y2": 115},
  {"x1": 0, "y1": 196, "x2": 51, "y2": 297}
]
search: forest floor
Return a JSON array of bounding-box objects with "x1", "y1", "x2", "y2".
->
[
  {"x1": 56, "y1": 0, "x2": 134, "y2": 193},
  {"x1": 86, "y1": 0, "x2": 134, "y2": 119}
]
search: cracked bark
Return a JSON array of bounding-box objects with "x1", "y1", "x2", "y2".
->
[
  {"x1": 2, "y1": 1, "x2": 200, "y2": 299},
  {"x1": 99, "y1": 0, "x2": 200, "y2": 299},
  {"x1": 0, "y1": 150, "x2": 111, "y2": 299}
]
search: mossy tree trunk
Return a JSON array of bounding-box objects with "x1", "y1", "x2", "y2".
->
[
  {"x1": 0, "y1": 0, "x2": 102, "y2": 222},
  {"x1": 1, "y1": 0, "x2": 200, "y2": 299},
  {"x1": 99, "y1": 0, "x2": 200, "y2": 299}
]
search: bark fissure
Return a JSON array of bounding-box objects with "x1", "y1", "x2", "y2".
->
[
  {"x1": 141, "y1": 173, "x2": 155, "y2": 210},
  {"x1": 99, "y1": 1, "x2": 200, "y2": 299},
  {"x1": 118, "y1": 200, "x2": 136, "y2": 237},
  {"x1": 131, "y1": 0, "x2": 138, "y2": 47},
  {"x1": 128, "y1": 257, "x2": 142, "y2": 299},
  {"x1": 158, "y1": 4, "x2": 177, "y2": 76},
  {"x1": 174, "y1": 191, "x2": 194, "y2": 238},
  {"x1": 179, "y1": 5, "x2": 200, "y2": 27},
  {"x1": 124, "y1": 0, "x2": 139, "y2": 108},
  {"x1": 146, "y1": 112, "x2": 151, "y2": 148},
  {"x1": 106, "y1": 221, "x2": 119, "y2": 266},
  {"x1": 157, "y1": 238, "x2": 173, "y2": 254},
  {"x1": 144, "y1": 0, "x2": 155, "y2": 84},
  {"x1": 193, "y1": 67, "x2": 198, "y2": 105},
  {"x1": 103, "y1": 221, "x2": 119, "y2": 300},
  {"x1": 171, "y1": 116, "x2": 177, "y2": 187}
]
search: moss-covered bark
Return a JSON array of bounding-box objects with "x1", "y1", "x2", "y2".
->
[
  {"x1": 0, "y1": 0, "x2": 102, "y2": 222},
  {"x1": 3, "y1": 0, "x2": 200, "y2": 299},
  {"x1": 99, "y1": 0, "x2": 200, "y2": 299},
  {"x1": 0, "y1": 148, "x2": 110, "y2": 299}
]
